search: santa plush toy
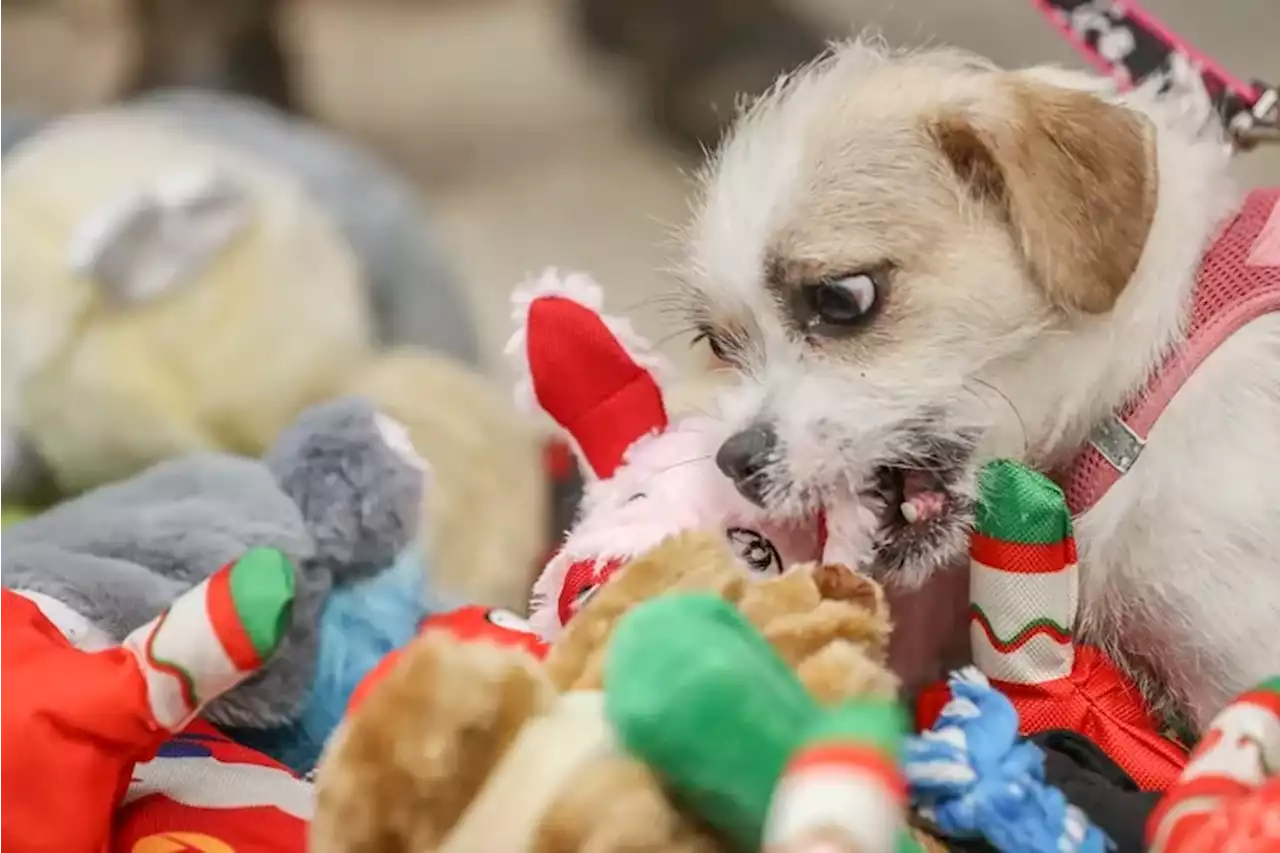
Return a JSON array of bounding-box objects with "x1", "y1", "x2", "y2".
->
[{"x1": 504, "y1": 270, "x2": 872, "y2": 639}]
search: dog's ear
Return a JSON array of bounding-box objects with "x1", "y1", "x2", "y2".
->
[{"x1": 928, "y1": 80, "x2": 1158, "y2": 314}]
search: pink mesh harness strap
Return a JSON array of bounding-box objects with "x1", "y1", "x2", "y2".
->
[{"x1": 1061, "y1": 188, "x2": 1280, "y2": 517}]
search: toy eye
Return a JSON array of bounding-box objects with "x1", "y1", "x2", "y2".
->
[
  {"x1": 725, "y1": 527, "x2": 783, "y2": 576},
  {"x1": 485, "y1": 609, "x2": 536, "y2": 634},
  {"x1": 572, "y1": 583, "x2": 601, "y2": 611},
  {"x1": 626, "y1": 492, "x2": 647, "y2": 503}
]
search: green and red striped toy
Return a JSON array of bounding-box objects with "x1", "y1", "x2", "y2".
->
[{"x1": 919, "y1": 460, "x2": 1188, "y2": 791}]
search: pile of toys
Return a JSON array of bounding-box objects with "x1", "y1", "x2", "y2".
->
[
  {"x1": 7, "y1": 0, "x2": 1277, "y2": 845},
  {"x1": 3, "y1": 274, "x2": 1275, "y2": 853}
]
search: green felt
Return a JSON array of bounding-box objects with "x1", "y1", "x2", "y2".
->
[
  {"x1": 801, "y1": 699, "x2": 907, "y2": 759},
  {"x1": 228, "y1": 547, "x2": 297, "y2": 658},
  {"x1": 605, "y1": 594, "x2": 819, "y2": 852},
  {"x1": 974, "y1": 459, "x2": 1071, "y2": 545}
]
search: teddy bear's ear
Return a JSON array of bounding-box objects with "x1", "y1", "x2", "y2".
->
[{"x1": 505, "y1": 269, "x2": 669, "y2": 480}]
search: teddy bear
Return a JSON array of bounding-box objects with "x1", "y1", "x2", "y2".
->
[
  {"x1": 504, "y1": 269, "x2": 875, "y2": 640},
  {"x1": 309, "y1": 532, "x2": 949, "y2": 853},
  {"x1": 1, "y1": 92, "x2": 550, "y2": 611}
]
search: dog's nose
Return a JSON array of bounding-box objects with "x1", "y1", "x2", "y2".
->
[{"x1": 716, "y1": 423, "x2": 777, "y2": 505}]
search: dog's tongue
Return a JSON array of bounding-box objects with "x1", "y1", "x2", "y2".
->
[{"x1": 901, "y1": 470, "x2": 948, "y2": 525}]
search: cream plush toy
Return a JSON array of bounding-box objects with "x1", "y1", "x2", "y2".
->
[{"x1": 1, "y1": 91, "x2": 548, "y2": 610}]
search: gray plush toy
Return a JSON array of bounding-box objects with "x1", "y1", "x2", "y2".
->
[{"x1": 1, "y1": 395, "x2": 427, "y2": 730}]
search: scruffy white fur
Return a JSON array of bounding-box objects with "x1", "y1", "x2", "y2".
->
[{"x1": 680, "y1": 39, "x2": 1280, "y2": 728}]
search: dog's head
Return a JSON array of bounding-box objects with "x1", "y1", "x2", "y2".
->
[{"x1": 680, "y1": 42, "x2": 1162, "y2": 588}]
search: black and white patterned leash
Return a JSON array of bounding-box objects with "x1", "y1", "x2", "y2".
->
[{"x1": 1032, "y1": 0, "x2": 1279, "y2": 150}]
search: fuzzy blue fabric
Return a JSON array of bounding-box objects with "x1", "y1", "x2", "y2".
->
[
  {"x1": 226, "y1": 541, "x2": 456, "y2": 774},
  {"x1": 904, "y1": 668, "x2": 1110, "y2": 853}
]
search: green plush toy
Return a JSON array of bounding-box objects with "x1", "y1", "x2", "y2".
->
[{"x1": 604, "y1": 593, "x2": 919, "y2": 853}]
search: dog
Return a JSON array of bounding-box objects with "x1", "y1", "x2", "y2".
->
[{"x1": 676, "y1": 38, "x2": 1280, "y2": 730}]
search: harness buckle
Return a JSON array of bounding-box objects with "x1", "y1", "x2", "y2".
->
[
  {"x1": 1231, "y1": 82, "x2": 1280, "y2": 150},
  {"x1": 1088, "y1": 416, "x2": 1146, "y2": 475}
]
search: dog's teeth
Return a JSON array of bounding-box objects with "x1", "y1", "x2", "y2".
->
[{"x1": 900, "y1": 501, "x2": 919, "y2": 524}]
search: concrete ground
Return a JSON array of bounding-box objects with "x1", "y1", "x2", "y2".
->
[{"x1": 4, "y1": 0, "x2": 1277, "y2": 374}]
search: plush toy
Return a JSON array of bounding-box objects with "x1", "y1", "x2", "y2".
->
[
  {"x1": 916, "y1": 460, "x2": 1189, "y2": 792},
  {"x1": 311, "y1": 532, "x2": 936, "y2": 853},
  {"x1": 1, "y1": 396, "x2": 431, "y2": 773},
  {"x1": 605, "y1": 592, "x2": 917, "y2": 853},
  {"x1": 124, "y1": 89, "x2": 478, "y2": 361},
  {"x1": 1, "y1": 93, "x2": 550, "y2": 612},
  {"x1": 1, "y1": 547, "x2": 309, "y2": 853},
  {"x1": 114, "y1": 721, "x2": 313, "y2": 853},
  {"x1": 343, "y1": 604, "x2": 551, "y2": 718},
  {"x1": 506, "y1": 270, "x2": 871, "y2": 639},
  {"x1": 1146, "y1": 677, "x2": 1280, "y2": 853}
]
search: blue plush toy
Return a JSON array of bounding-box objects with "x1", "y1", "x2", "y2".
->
[{"x1": 226, "y1": 541, "x2": 461, "y2": 773}]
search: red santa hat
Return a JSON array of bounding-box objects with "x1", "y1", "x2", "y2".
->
[{"x1": 505, "y1": 269, "x2": 669, "y2": 480}]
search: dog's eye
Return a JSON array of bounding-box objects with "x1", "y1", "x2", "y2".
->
[
  {"x1": 692, "y1": 325, "x2": 732, "y2": 362},
  {"x1": 805, "y1": 274, "x2": 876, "y2": 327}
]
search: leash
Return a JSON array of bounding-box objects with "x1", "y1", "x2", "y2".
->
[{"x1": 1031, "y1": 0, "x2": 1279, "y2": 150}]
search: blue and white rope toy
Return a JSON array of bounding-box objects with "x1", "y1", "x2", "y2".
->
[{"x1": 905, "y1": 667, "x2": 1110, "y2": 853}]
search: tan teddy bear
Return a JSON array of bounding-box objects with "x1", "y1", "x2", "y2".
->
[{"x1": 311, "y1": 533, "x2": 943, "y2": 853}]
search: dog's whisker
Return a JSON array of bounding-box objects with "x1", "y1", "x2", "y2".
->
[
  {"x1": 648, "y1": 454, "x2": 714, "y2": 477},
  {"x1": 619, "y1": 292, "x2": 687, "y2": 315},
  {"x1": 963, "y1": 377, "x2": 1029, "y2": 457},
  {"x1": 874, "y1": 460, "x2": 959, "y2": 476}
]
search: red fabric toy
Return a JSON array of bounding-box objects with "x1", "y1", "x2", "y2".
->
[
  {"x1": 1, "y1": 548, "x2": 305, "y2": 853},
  {"x1": 346, "y1": 605, "x2": 549, "y2": 715},
  {"x1": 1146, "y1": 678, "x2": 1280, "y2": 853},
  {"x1": 114, "y1": 719, "x2": 311, "y2": 853},
  {"x1": 917, "y1": 461, "x2": 1188, "y2": 791}
]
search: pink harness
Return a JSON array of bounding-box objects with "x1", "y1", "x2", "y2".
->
[{"x1": 1060, "y1": 188, "x2": 1280, "y2": 516}]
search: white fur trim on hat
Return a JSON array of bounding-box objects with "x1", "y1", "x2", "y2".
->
[{"x1": 503, "y1": 268, "x2": 669, "y2": 418}]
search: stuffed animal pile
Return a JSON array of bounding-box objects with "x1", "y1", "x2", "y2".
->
[
  {"x1": 1, "y1": 91, "x2": 550, "y2": 611},
  {"x1": 3, "y1": 269, "x2": 1276, "y2": 853},
  {"x1": 312, "y1": 532, "x2": 937, "y2": 853}
]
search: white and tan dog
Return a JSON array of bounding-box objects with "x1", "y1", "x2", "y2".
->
[{"x1": 680, "y1": 39, "x2": 1279, "y2": 730}]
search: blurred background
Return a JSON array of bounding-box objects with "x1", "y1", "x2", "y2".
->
[{"x1": 5, "y1": 0, "x2": 1277, "y2": 375}]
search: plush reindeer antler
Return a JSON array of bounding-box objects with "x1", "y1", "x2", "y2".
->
[{"x1": 505, "y1": 269, "x2": 669, "y2": 479}]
